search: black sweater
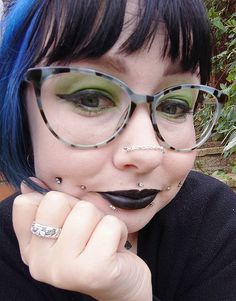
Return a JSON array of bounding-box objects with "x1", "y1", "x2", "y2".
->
[{"x1": 0, "y1": 171, "x2": 236, "y2": 301}]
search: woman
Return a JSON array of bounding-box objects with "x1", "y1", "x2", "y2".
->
[{"x1": 0, "y1": 0, "x2": 235, "y2": 300}]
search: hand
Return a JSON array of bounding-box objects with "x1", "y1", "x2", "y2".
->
[{"x1": 13, "y1": 179, "x2": 152, "y2": 301}]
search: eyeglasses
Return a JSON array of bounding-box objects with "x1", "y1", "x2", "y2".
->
[{"x1": 24, "y1": 67, "x2": 227, "y2": 152}]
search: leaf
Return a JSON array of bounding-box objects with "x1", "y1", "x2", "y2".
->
[{"x1": 212, "y1": 17, "x2": 227, "y2": 32}]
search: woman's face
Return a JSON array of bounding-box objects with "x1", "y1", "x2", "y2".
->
[{"x1": 26, "y1": 16, "x2": 198, "y2": 233}]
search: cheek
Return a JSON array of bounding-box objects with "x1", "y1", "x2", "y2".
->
[
  {"x1": 33, "y1": 139, "x2": 108, "y2": 189},
  {"x1": 26, "y1": 89, "x2": 108, "y2": 187},
  {"x1": 163, "y1": 150, "x2": 196, "y2": 182}
]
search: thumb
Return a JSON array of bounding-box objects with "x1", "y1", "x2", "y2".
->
[{"x1": 21, "y1": 177, "x2": 50, "y2": 194}]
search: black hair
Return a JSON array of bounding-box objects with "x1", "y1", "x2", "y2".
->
[{"x1": 31, "y1": 0, "x2": 212, "y2": 83}]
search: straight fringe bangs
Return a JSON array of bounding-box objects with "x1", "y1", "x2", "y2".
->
[{"x1": 0, "y1": 0, "x2": 212, "y2": 188}]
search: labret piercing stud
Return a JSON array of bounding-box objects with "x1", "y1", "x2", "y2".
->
[
  {"x1": 109, "y1": 204, "x2": 117, "y2": 211},
  {"x1": 137, "y1": 182, "x2": 144, "y2": 188},
  {"x1": 55, "y1": 177, "x2": 62, "y2": 184}
]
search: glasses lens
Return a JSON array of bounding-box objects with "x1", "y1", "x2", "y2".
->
[
  {"x1": 39, "y1": 72, "x2": 130, "y2": 146},
  {"x1": 154, "y1": 87, "x2": 218, "y2": 150}
]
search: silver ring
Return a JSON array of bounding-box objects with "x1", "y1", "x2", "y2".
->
[
  {"x1": 31, "y1": 221, "x2": 62, "y2": 239},
  {"x1": 124, "y1": 145, "x2": 164, "y2": 153}
]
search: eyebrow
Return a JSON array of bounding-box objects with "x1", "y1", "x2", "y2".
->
[
  {"x1": 91, "y1": 55, "x2": 130, "y2": 74},
  {"x1": 89, "y1": 54, "x2": 187, "y2": 77}
]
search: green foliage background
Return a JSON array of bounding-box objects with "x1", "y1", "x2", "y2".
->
[{"x1": 206, "y1": 0, "x2": 236, "y2": 155}]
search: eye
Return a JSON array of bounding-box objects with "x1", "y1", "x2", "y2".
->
[
  {"x1": 156, "y1": 99, "x2": 192, "y2": 120},
  {"x1": 56, "y1": 89, "x2": 116, "y2": 115}
]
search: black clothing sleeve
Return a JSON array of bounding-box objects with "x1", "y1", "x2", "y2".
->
[{"x1": 1, "y1": 171, "x2": 236, "y2": 300}]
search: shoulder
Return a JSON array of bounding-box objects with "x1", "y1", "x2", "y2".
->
[
  {"x1": 156, "y1": 170, "x2": 236, "y2": 244},
  {"x1": 0, "y1": 193, "x2": 19, "y2": 241},
  {"x1": 0, "y1": 193, "x2": 21, "y2": 264},
  {"x1": 168, "y1": 170, "x2": 235, "y2": 216},
  {"x1": 152, "y1": 172, "x2": 236, "y2": 299},
  {"x1": 181, "y1": 170, "x2": 235, "y2": 200}
]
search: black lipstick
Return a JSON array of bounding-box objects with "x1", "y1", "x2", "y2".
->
[{"x1": 100, "y1": 189, "x2": 160, "y2": 210}]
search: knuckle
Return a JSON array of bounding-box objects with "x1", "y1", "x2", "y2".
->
[
  {"x1": 75, "y1": 200, "x2": 95, "y2": 210},
  {"x1": 13, "y1": 194, "x2": 32, "y2": 208},
  {"x1": 13, "y1": 194, "x2": 40, "y2": 217},
  {"x1": 42, "y1": 191, "x2": 78, "y2": 212},
  {"x1": 74, "y1": 201, "x2": 102, "y2": 217},
  {"x1": 44, "y1": 191, "x2": 65, "y2": 203},
  {"x1": 40, "y1": 191, "x2": 72, "y2": 211},
  {"x1": 28, "y1": 254, "x2": 63, "y2": 285},
  {"x1": 13, "y1": 194, "x2": 25, "y2": 205},
  {"x1": 49, "y1": 262, "x2": 65, "y2": 287},
  {"x1": 103, "y1": 214, "x2": 125, "y2": 229},
  {"x1": 28, "y1": 258, "x2": 44, "y2": 282}
]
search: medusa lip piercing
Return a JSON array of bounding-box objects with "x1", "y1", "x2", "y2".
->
[
  {"x1": 80, "y1": 185, "x2": 87, "y2": 190},
  {"x1": 55, "y1": 177, "x2": 62, "y2": 184},
  {"x1": 124, "y1": 145, "x2": 164, "y2": 153}
]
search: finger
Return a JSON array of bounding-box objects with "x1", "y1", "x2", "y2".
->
[
  {"x1": 13, "y1": 192, "x2": 43, "y2": 264},
  {"x1": 25, "y1": 192, "x2": 81, "y2": 281},
  {"x1": 56, "y1": 201, "x2": 104, "y2": 256},
  {"x1": 85, "y1": 215, "x2": 128, "y2": 257},
  {"x1": 29, "y1": 191, "x2": 78, "y2": 250}
]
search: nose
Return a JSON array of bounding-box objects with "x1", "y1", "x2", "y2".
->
[{"x1": 112, "y1": 104, "x2": 164, "y2": 174}]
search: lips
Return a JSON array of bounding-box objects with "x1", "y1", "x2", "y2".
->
[{"x1": 100, "y1": 189, "x2": 160, "y2": 210}]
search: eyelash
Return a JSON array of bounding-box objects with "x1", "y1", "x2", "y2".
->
[
  {"x1": 56, "y1": 89, "x2": 117, "y2": 116},
  {"x1": 156, "y1": 99, "x2": 192, "y2": 120}
]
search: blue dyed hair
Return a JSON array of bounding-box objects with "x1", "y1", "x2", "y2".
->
[{"x1": 0, "y1": 0, "x2": 212, "y2": 189}]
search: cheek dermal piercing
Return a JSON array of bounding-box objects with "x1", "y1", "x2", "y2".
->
[
  {"x1": 124, "y1": 145, "x2": 165, "y2": 154},
  {"x1": 55, "y1": 178, "x2": 87, "y2": 191},
  {"x1": 55, "y1": 177, "x2": 62, "y2": 184}
]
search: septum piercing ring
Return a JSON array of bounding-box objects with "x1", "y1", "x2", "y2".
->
[{"x1": 124, "y1": 145, "x2": 165, "y2": 154}]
